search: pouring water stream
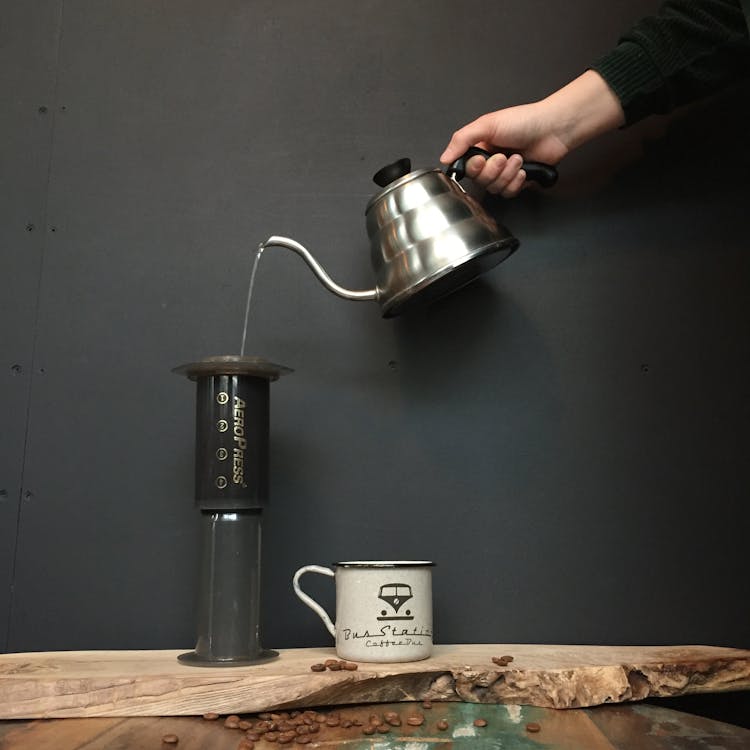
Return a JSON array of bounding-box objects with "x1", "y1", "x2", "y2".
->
[{"x1": 239, "y1": 243, "x2": 264, "y2": 356}]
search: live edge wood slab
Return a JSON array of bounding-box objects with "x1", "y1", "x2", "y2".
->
[{"x1": 1, "y1": 644, "x2": 748, "y2": 719}]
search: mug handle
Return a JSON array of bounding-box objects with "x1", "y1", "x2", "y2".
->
[{"x1": 292, "y1": 565, "x2": 336, "y2": 638}]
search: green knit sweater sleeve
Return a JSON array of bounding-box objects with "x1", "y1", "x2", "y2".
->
[{"x1": 591, "y1": 0, "x2": 750, "y2": 125}]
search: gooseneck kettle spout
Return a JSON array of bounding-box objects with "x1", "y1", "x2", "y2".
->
[{"x1": 261, "y1": 235, "x2": 378, "y2": 302}]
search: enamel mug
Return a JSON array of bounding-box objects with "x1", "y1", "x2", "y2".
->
[{"x1": 293, "y1": 560, "x2": 434, "y2": 663}]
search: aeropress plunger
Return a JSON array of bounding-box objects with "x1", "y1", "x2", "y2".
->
[{"x1": 173, "y1": 355, "x2": 291, "y2": 666}]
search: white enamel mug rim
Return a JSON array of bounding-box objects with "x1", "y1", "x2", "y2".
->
[
  {"x1": 335, "y1": 560, "x2": 435, "y2": 568},
  {"x1": 292, "y1": 561, "x2": 434, "y2": 639}
]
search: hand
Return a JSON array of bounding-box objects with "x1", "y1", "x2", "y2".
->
[
  {"x1": 440, "y1": 71, "x2": 626, "y2": 198},
  {"x1": 440, "y1": 102, "x2": 569, "y2": 197}
]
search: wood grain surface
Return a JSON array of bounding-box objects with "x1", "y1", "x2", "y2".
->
[
  {"x1": 1, "y1": 702, "x2": 749, "y2": 749},
  {"x1": 1, "y1": 644, "x2": 748, "y2": 719}
]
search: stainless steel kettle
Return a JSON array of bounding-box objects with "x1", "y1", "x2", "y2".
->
[{"x1": 262, "y1": 149, "x2": 557, "y2": 317}]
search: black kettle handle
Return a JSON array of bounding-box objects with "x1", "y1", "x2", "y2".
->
[{"x1": 448, "y1": 146, "x2": 558, "y2": 188}]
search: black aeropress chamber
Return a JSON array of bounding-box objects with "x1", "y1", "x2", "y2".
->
[{"x1": 173, "y1": 355, "x2": 291, "y2": 666}]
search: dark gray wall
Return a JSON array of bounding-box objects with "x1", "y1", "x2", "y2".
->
[{"x1": 2, "y1": 0, "x2": 748, "y2": 725}]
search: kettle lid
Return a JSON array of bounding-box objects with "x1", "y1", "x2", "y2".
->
[{"x1": 372, "y1": 158, "x2": 412, "y2": 188}]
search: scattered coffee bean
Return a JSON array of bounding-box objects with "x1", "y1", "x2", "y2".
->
[
  {"x1": 341, "y1": 661, "x2": 359, "y2": 670},
  {"x1": 474, "y1": 718, "x2": 488, "y2": 727},
  {"x1": 265, "y1": 731, "x2": 279, "y2": 742},
  {"x1": 362, "y1": 726, "x2": 375, "y2": 735},
  {"x1": 327, "y1": 661, "x2": 342, "y2": 671},
  {"x1": 295, "y1": 737, "x2": 311, "y2": 745},
  {"x1": 422, "y1": 700, "x2": 433, "y2": 709},
  {"x1": 161, "y1": 734, "x2": 179, "y2": 745},
  {"x1": 237, "y1": 741, "x2": 254, "y2": 750},
  {"x1": 238, "y1": 720, "x2": 253, "y2": 730},
  {"x1": 526, "y1": 722, "x2": 541, "y2": 733},
  {"x1": 325, "y1": 717, "x2": 340, "y2": 727},
  {"x1": 258, "y1": 713, "x2": 272, "y2": 720},
  {"x1": 202, "y1": 712, "x2": 220, "y2": 720},
  {"x1": 245, "y1": 732, "x2": 260, "y2": 741},
  {"x1": 324, "y1": 659, "x2": 339, "y2": 668},
  {"x1": 376, "y1": 724, "x2": 390, "y2": 733},
  {"x1": 437, "y1": 719, "x2": 450, "y2": 731},
  {"x1": 224, "y1": 717, "x2": 241, "y2": 729},
  {"x1": 369, "y1": 714, "x2": 381, "y2": 726},
  {"x1": 315, "y1": 714, "x2": 327, "y2": 723},
  {"x1": 407, "y1": 715, "x2": 424, "y2": 726},
  {"x1": 310, "y1": 663, "x2": 326, "y2": 672},
  {"x1": 341, "y1": 719, "x2": 352, "y2": 728}
]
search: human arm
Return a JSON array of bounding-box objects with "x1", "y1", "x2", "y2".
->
[{"x1": 441, "y1": 0, "x2": 750, "y2": 197}]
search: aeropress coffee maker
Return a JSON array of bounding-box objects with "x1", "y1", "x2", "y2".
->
[{"x1": 174, "y1": 355, "x2": 290, "y2": 666}]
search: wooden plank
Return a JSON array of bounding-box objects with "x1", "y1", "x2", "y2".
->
[{"x1": 0, "y1": 644, "x2": 748, "y2": 719}]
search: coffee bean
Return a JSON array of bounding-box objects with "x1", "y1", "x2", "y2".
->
[
  {"x1": 161, "y1": 734, "x2": 179, "y2": 744},
  {"x1": 323, "y1": 659, "x2": 339, "y2": 668},
  {"x1": 245, "y1": 732, "x2": 260, "y2": 741},
  {"x1": 224, "y1": 718, "x2": 240, "y2": 729},
  {"x1": 202, "y1": 712, "x2": 220, "y2": 720},
  {"x1": 265, "y1": 731, "x2": 279, "y2": 742},
  {"x1": 474, "y1": 718, "x2": 488, "y2": 727},
  {"x1": 362, "y1": 726, "x2": 375, "y2": 735},
  {"x1": 258, "y1": 713, "x2": 272, "y2": 720},
  {"x1": 376, "y1": 724, "x2": 390, "y2": 733},
  {"x1": 422, "y1": 700, "x2": 433, "y2": 709},
  {"x1": 406, "y1": 715, "x2": 424, "y2": 726},
  {"x1": 239, "y1": 720, "x2": 253, "y2": 730},
  {"x1": 352, "y1": 719, "x2": 363, "y2": 726},
  {"x1": 325, "y1": 717, "x2": 340, "y2": 727},
  {"x1": 315, "y1": 714, "x2": 327, "y2": 723},
  {"x1": 526, "y1": 722, "x2": 541, "y2": 733},
  {"x1": 327, "y1": 661, "x2": 342, "y2": 671},
  {"x1": 385, "y1": 715, "x2": 402, "y2": 727},
  {"x1": 294, "y1": 737, "x2": 311, "y2": 745},
  {"x1": 310, "y1": 663, "x2": 326, "y2": 672},
  {"x1": 369, "y1": 714, "x2": 381, "y2": 726},
  {"x1": 341, "y1": 661, "x2": 359, "y2": 670},
  {"x1": 437, "y1": 719, "x2": 449, "y2": 731},
  {"x1": 238, "y1": 741, "x2": 254, "y2": 750},
  {"x1": 501, "y1": 655, "x2": 514, "y2": 663},
  {"x1": 341, "y1": 720, "x2": 352, "y2": 728}
]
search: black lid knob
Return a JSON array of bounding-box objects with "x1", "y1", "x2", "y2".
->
[{"x1": 373, "y1": 158, "x2": 412, "y2": 188}]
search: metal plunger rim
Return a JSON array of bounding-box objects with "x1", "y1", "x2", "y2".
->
[{"x1": 172, "y1": 355, "x2": 293, "y2": 381}]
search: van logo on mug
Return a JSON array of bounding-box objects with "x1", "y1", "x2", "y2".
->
[{"x1": 377, "y1": 582, "x2": 414, "y2": 621}]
